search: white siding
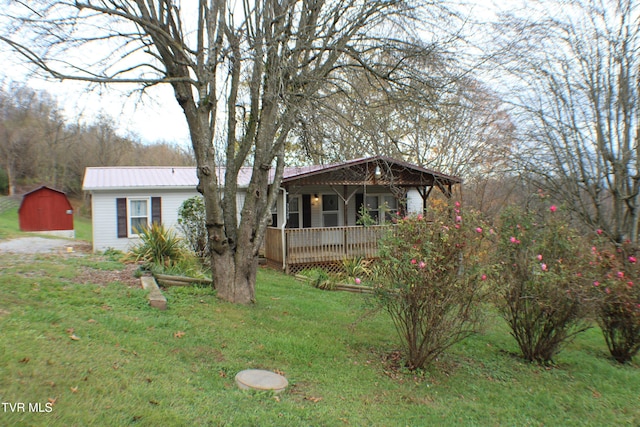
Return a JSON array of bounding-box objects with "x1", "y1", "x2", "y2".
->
[
  {"x1": 406, "y1": 188, "x2": 423, "y2": 215},
  {"x1": 90, "y1": 189, "x2": 199, "y2": 252}
]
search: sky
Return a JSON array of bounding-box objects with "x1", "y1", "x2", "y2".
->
[
  {"x1": 2, "y1": 66, "x2": 191, "y2": 147},
  {"x1": 0, "y1": 0, "x2": 504, "y2": 150}
]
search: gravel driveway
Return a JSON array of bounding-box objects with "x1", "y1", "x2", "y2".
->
[{"x1": 0, "y1": 237, "x2": 82, "y2": 254}]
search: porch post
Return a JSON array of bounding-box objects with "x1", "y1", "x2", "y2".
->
[{"x1": 343, "y1": 185, "x2": 348, "y2": 257}]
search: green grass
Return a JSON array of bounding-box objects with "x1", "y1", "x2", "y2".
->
[
  {"x1": 0, "y1": 209, "x2": 639, "y2": 425},
  {"x1": 0, "y1": 250, "x2": 639, "y2": 426},
  {"x1": 0, "y1": 207, "x2": 92, "y2": 242},
  {"x1": 0, "y1": 207, "x2": 21, "y2": 239}
]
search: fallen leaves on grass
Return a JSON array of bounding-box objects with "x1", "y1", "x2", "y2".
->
[
  {"x1": 19, "y1": 357, "x2": 29, "y2": 363},
  {"x1": 304, "y1": 396, "x2": 323, "y2": 403},
  {"x1": 69, "y1": 334, "x2": 81, "y2": 341},
  {"x1": 174, "y1": 331, "x2": 186, "y2": 339}
]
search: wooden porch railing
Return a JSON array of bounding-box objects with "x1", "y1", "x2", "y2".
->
[{"x1": 264, "y1": 225, "x2": 389, "y2": 266}]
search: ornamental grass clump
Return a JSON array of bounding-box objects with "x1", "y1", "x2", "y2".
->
[
  {"x1": 493, "y1": 205, "x2": 592, "y2": 364},
  {"x1": 588, "y1": 238, "x2": 640, "y2": 363},
  {"x1": 375, "y1": 202, "x2": 489, "y2": 370},
  {"x1": 129, "y1": 222, "x2": 187, "y2": 268}
]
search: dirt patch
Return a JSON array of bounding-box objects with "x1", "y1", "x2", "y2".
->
[{"x1": 73, "y1": 263, "x2": 142, "y2": 288}]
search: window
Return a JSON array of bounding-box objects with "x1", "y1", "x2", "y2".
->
[
  {"x1": 356, "y1": 194, "x2": 398, "y2": 225},
  {"x1": 116, "y1": 197, "x2": 161, "y2": 238},
  {"x1": 129, "y1": 198, "x2": 149, "y2": 236},
  {"x1": 287, "y1": 196, "x2": 300, "y2": 228},
  {"x1": 365, "y1": 195, "x2": 380, "y2": 224},
  {"x1": 383, "y1": 196, "x2": 398, "y2": 222},
  {"x1": 322, "y1": 194, "x2": 339, "y2": 227}
]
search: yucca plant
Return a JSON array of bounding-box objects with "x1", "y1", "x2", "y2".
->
[
  {"x1": 342, "y1": 256, "x2": 371, "y2": 279},
  {"x1": 129, "y1": 222, "x2": 186, "y2": 268}
]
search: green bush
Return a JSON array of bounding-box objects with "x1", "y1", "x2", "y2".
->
[
  {"x1": 177, "y1": 196, "x2": 209, "y2": 260},
  {"x1": 589, "y1": 238, "x2": 640, "y2": 363},
  {"x1": 492, "y1": 204, "x2": 592, "y2": 364},
  {"x1": 129, "y1": 222, "x2": 187, "y2": 268},
  {"x1": 300, "y1": 268, "x2": 334, "y2": 290},
  {"x1": 374, "y1": 202, "x2": 488, "y2": 370}
]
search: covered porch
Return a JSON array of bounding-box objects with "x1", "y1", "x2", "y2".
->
[
  {"x1": 264, "y1": 156, "x2": 461, "y2": 274},
  {"x1": 264, "y1": 225, "x2": 388, "y2": 273}
]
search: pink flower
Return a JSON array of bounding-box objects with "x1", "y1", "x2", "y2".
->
[
  {"x1": 417, "y1": 214, "x2": 423, "y2": 220},
  {"x1": 455, "y1": 224, "x2": 460, "y2": 229},
  {"x1": 455, "y1": 201, "x2": 461, "y2": 208},
  {"x1": 550, "y1": 205, "x2": 557, "y2": 212},
  {"x1": 629, "y1": 256, "x2": 637, "y2": 264},
  {"x1": 617, "y1": 271, "x2": 625, "y2": 279},
  {"x1": 591, "y1": 246, "x2": 597, "y2": 253},
  {"x1": 537, "y1": 254, "x2": 543, "y2": 261},
  {"x1": 355, "y1": 278, "x2": 361, "y2": 285},
  {"x1": 481, "y1": 274, "x2": 487, "y2": 281},
  {"x1": 410, "y1": 259, "x2": 417, "y2": 265},
  {"x1": 510, "y1": 236, "x2": 517, "y2": 243},
  {"x1": 541, "y1": 263, "x2": 548, "y2": 271},
  {"x1": 605, "y1": 287, "x2": 611, "y2": 294},
  {"x1": 475, "y1": 227, "x2": 483, "y2": 233},
  {"x1": 597, "y1": 229, "x2": 603, "y2": 235},
  {"x1": 489, "y1": 229, "x2": 495, "y2": 235},
  {"x1": 455, "y1": 215, "x2": 462, "y2": 223},
  {"x1": 627, "y1": 281, "x2": 634, "y2": 287},
  {"x1": 576, "y1": 272, "x2": 582, "y2": 277},
  {"x1": 418, "y1": 261, "x2": 426, "y2": 269},
  {"x1": 593, "y1": 281, "x2": 600, "y2": 287}
]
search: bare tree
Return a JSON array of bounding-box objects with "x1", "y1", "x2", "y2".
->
[
  {"x1": 0, "y1": 83, "x2": 55, "y2": 195},
  {"x1": 494, "y1": 0, "x2": 640, "y2": 243},
  {"x1": 0, "y1": 1, "x2": 448, "y2": 303}
]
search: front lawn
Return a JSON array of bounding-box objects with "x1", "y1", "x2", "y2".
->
[{"x1": 0, "y1": 251, "x2": 639, "y2": 426}]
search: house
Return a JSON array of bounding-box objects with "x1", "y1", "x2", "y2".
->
[
  {"x1": 18, "y1": 186, "x2": 75, "y2": 238},
  {"x1": 82, "y1": 156, "x2": 461, "y2": 272}
]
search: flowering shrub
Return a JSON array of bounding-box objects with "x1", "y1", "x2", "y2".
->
[
  {"x1": 588, "y1": 239, "x2": 640, "y2": 363},
  {"x1": 375, "y1": 202, "x2": 488, "y2": 370},
  {"x1": 492, "y1": 205, "x2": 592, "y2": 363}
]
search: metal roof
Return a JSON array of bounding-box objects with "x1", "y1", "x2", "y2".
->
[
  {"x1": 83, "y1": 157, "x2": 461, "y2": 191},
  {"x1": 83, "y1": 167, "x2": 199, "y2": 191}
]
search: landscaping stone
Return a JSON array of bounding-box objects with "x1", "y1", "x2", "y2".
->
[{"x1": 235, "y1": 369, "x2": 288, "y2": 393}]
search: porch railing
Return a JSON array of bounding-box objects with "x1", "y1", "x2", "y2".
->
[{"x1": 264, "y1": 225, "x2": 389, "y2": 266}]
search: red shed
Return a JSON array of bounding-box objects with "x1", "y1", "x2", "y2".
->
[{"x1": 19, "y1": 186, "x2": 74, "y2": 235}]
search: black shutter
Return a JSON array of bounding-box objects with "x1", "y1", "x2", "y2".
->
[
  {"x1": 355, "y1": 193, "x2": 363, "y2": 225},
  {"x1": 116, "y1": 198, "x2": 127, "y2": 238},
  {"x1": 302, "y1": 194, "x2": 312, "y2": 228},
  {"x1": 151, "y1": 197, "x2": 162, "y2": 224}
]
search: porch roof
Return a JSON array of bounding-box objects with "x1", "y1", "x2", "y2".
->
[{"x1": 281, "y1": 156, "x2": 461, "y2": 187}]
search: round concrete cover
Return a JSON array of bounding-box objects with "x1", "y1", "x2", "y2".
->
[{"x1": 235, "y1": 369, "x2": 288, "y2": 393}]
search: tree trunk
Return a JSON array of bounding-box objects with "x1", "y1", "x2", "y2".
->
[
  {"x1": 6, "y1": 164, "x2": 15, "y2": 196},
  {"x1": 212, "y1": 247, "x2": 257, "y2": 304}
]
